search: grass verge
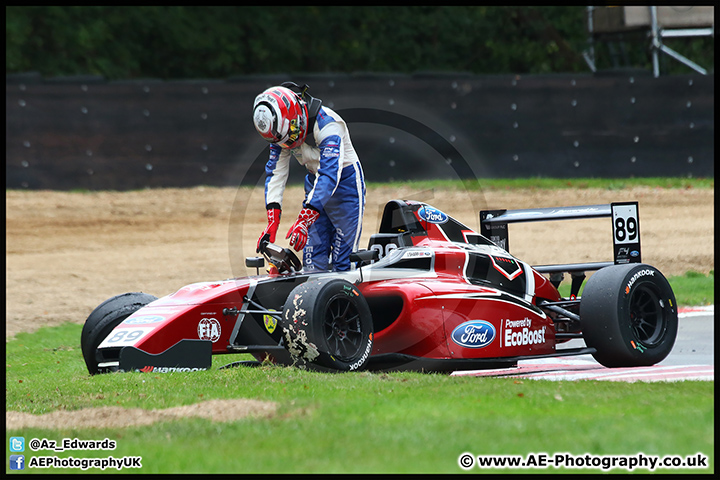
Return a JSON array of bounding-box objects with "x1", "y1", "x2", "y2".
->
[{"x1": 5, "y1": 322, "x2": 714, "y2": 474}]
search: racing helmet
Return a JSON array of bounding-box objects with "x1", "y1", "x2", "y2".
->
[{"x1": 252, "y1": 85, "x2": 309, "y2": 149}]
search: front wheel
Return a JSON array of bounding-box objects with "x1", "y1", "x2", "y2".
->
[
  {"x1": 281, "y1": 278, "x2": 374, "y2": 372},
  {"x1": 81, "y1": 292, "x2": 157, "y2": 375},
  {"x1": 580, "y1": 264, "x2": 678, "y2": 367}
]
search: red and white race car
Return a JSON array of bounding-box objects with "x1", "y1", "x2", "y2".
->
[{"x1": 81, "y1": 199, "x2": 678, "y2": 374}]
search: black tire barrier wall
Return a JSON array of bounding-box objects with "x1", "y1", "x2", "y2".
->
[{"x1": 6, "y1": 72, "x2": 714, "y2": 190}]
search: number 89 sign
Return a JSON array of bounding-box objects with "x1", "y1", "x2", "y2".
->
[{"x1": 611, "y1": 202, "x2": 641, "y2": 264}]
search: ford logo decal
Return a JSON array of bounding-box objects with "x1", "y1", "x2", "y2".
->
[
  {"x1": 419, "y1": 206, "x2": 448, "y2": 224},
  {"x1": 451, "y1": 320, "x2": 496, "y2": 348}
]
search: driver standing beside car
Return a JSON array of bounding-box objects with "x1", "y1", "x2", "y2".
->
[{"x1": 252, "y1": 82, "x2": 366, "y2": 272}]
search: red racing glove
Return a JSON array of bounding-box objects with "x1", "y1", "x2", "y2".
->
[
  {"x1": 286, "y1": 207, "x2": 320, "y2": 251},
  {"x1": 257, "y1": 207, "x2": 281, "y2": 252}
]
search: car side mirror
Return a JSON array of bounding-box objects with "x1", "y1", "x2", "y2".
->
[{"x1": 245, "y1": 257, "x2": 265, "y2": 275}]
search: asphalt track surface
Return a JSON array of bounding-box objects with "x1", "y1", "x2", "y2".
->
[{"x1": 452, "y1": 307, "x2": 714, "y2": 382}]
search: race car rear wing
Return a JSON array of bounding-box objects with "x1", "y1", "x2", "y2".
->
[{"x1": 480, "y1": 202, "x2": 641, "y2": 274}]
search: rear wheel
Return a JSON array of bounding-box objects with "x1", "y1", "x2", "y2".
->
[
  {"x1": 281, "y1": 278, "x2": 373, "y2": 371},
  {"x1": 580, "y1": 264, "x2": 677, "y2": 367},
  {"x1": 81, "y1": 292, "x2": 157, "y2": 375}
]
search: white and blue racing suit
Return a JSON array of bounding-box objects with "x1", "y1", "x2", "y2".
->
[{"x1": 264, "y1": 107, "x2": 365, "y2": 272}]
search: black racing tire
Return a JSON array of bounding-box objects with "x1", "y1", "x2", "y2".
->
[
  {"x1": 580, "y1": 264, "x2": 678, "y2": 367},
  {"x1": 281, "y1": 278, "x2": 374, "y2": 372},
  {"x1": 81, "y1": 292, "x2": 158, "y2": 375}
]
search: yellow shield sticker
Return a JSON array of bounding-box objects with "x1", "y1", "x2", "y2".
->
[{"x1": 264, "y1": 311, "x2": 278, "y2": 334}]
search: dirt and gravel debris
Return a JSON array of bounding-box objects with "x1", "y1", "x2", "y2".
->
[{"x1": 6, "y1": 399, "x2": 278, "y2": 430}]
